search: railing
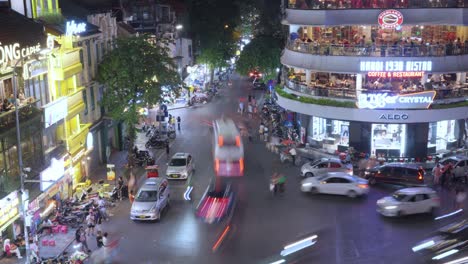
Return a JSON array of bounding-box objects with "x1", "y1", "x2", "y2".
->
[
  {"x1": 0, "y1": 100, "x2": 41, "y2": 132},
  {"x1": 286, "y1": 79, "x2": 468, "y2": 101},
  {"x1": 286, "y1": 40, "x2": 468, "y2": 57},
  {"x1": 286, "y1": 0, "x2": 465, "y2": 9}
]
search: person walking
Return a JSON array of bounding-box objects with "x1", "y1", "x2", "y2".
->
[
  {"x1": 86, "y1": 211, "x2": 96, "y2": 236},
  {"x1": 432, "y1": 163, "x2": 442, "y2": 187},
  {"x1": 259, "y1": 123, "x2": 265, "y2": 141},
  {"x1": 270, "y1": 173, "x2": 279, "y2": 195},
  {"x1": 277, "y1": 174, "x2": 287, "y2": 193},
  {"x1": 166, "y1": 143, "x2": 170, "y2": 159},
  {"x1": 96, "y1": 231, "x2": 104, "y2": 248},
  {"x1": 77, "y1": 226, "x2": 91, "y2": 253},
  {"x1": 455, "y1": 187, "x2": 466, "y2": 210},
  {"x1": 117, "y1": 176, "x2": 124, "y2": 200},
  {"x1": 177, "y1": 116, "x2": 181, "y2": 131},
  {"x1": 247, "y1": 103, "x2": 253, "y2": 119},
  {"x1": 97, "y1": 197, "x2": 109, "y2": 221},
  {"x1": 263, "y1": 126, "x2": 269, "y2": 142},
  {"x1": 239, "y1": 101, "x2": 244, "y2": 115},
  {"x1": 289, "y1": 147, "x2": 297, "y2": 166}
]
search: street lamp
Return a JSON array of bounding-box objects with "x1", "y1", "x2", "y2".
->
[{"x1": 175, "y1": 24, "x2": 183, "y2": 30}]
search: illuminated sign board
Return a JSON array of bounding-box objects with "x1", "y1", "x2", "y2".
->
[
  {"x1": 379, "y1": 113, "x2": 409, "y2": 120},
  {"x1": 0, "y1": 42, "x2": 41, "y2": 67},
  {"x1": 40, "y1": 158, "x2": 65, "y2": 191},
  {"x1": 0, "y1": 191, "x2": 19, "y2": 231},
  {"x1": 23, "y1": 59, "x2": 48, "y2": 79},
  {"x1": 357, "y1": 91, "x2": 436, "y2": 109},
  {"x1": 367, "y1": 71, "x2": 424, "y2": 78},
  {"x1": 43, "y1": 97, "x2": 68, "y2": 128},
  {"x1": 360, "y1": 61, "x2": 432, "y2": 72},
  {"x1": 66, "y1": 20, "x2": 87, "y2": 36},
  {"x1": 378, "y1": 10, "x2": 403, "y2": 29}
]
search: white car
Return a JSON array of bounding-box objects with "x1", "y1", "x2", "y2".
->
[
  {"x1": 300, "y1": 172, "x2": 369, "y2": 198},
  {"x1": 377, "y1": 187, "x2": 440, "y2": 217},
  {"x1": 300, "y1": 158, "x2": 353, "y2": 178},
  {"x1": 166, "y1": 153, "x2": 195, "y2": 180},
  {"x1": 440, "y1": 155, "x2": 468, "y2": 179}
]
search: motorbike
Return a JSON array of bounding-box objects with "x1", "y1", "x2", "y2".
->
[
  {"x1": 167, "y1": 130, "x2": 176, "y2": 139},
  {"x1": 132, "y1": 150, "x2": 155, "y2": 166},
  {"x1": 145, "y1": 136, "x2": 169, "y2": 149}
]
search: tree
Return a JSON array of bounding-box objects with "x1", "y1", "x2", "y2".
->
[
  {"x1": 236, "y1": 35, "x2": 282, "y2": 81},
  {"x1": 98, "y1": 35, "x2": 181, "y2": 166}
]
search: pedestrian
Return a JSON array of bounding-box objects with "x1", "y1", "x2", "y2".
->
[
  {"x1": 117, "y1": 176, "x2": 124, "y2": 200},
  {"x1": 239, "y1": 101, "x2": 244, "y2": 115},
  {"x1": 177, "y1": 116, "x2": 181, "y2": 131},
  {"x1": 95, "y1": 208, "x2": 103, "y2": 232},
  {"x1": 432, "y1": 163, "x2": 442, "y2": 187},
  {"x1": 259, "y1": 123, "x2": 265, "y2": 141},
  {"x1": 247, "y1": 103, "x2": 253, "y2": 118},
  {"x1": 86, "y1": 211, "x2": 96, "y2": 236},
  {"x1": 289, "y1": 147, "x2": 297, "y2": 166},
  {"x1": 3, "y1": 239, "x2": 22, "y2": 259},
  {"x1": 455, "y1": 187, "x2": 466, "y2": 210},
  {"x1": 166, "y1": 143, "x2": 170, "y2": 158},
  {"x1": 129, "y1": 190, "x2": 135, "y2": 204},
  {"x1": 270, "y1": 173, "x2": 279, "y2": 194},
  {"x1": 248, "y1": 94, "x2": 252, "y2": 103},
  {"x1": 277, "y1": 174, "x2": 286, "y2": 193},
  {"x1": 29, "y1": 239, "x2": 39, "y2": 262},
  {"x1": 102, "y1": 232, "x2": 109, "y2": 247},
  {"x1": 97, "y1": 197, "x2": 108, "y2": 221},
  {"x1": 96, "y1": 231, "x2": 104, "y2": 248},
  {"x1": 263, "y1": 126, "x2": 269, "y2": 142},
  {"x1": 77, "y1": 226, "x2": 91, "y2": 253}
]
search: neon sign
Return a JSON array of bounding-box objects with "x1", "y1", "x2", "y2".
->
[
  {"x1": 66, "y1": 20, "x2": 87, "y2": 36},
  {"x1": 0, "y1": 42, "x2": 41, "y2": 67},
  {"x1": 367, "y1": 72, "x2": 424, "y2": 78},
  {"x1": 357, "y1": 91, "x2": 436, "y2": 109},
  {"x1": 360, "y1": 61, "x2": 432, "y2": 72},
  {"x1": 378, "y1": 10, "x2": 404, "y2": 29}
]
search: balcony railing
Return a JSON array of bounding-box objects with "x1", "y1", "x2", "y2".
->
[
  {"x1": 286, "y1": 0, "x2": 465, "y2": 9},
  {"x1": 0, "y1": 99, "x2": 41, "y2": 132},
  {"x1": 285, "y1": 79, "x2": 468, "y2": 102},
  {"x1": 286, "y1": 40, "x2": 468, "y2": 57}
]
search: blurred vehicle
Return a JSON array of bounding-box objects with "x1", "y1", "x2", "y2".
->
[
  {"x1": 213, "y1": 119, "x2": 244, "y2": 177},
  {"x1": 252, "y1": 80, "x2": 266, "y2": 90},
  {"x1": 131, "y1": 148, "x2": 155, "y2": 166},
  {"x1": 440, "y1": 155, "x2": 468, "y2": 180},
  {"x1": 376, "y1": 187, "x2": 440, "y2": 217},
  {"x1": 166, "y1": 152, "x2": 195, "y2": 180},
  {"x1": 196, "y1": 183, "x2": 235, "y2": 224},
  {"x1": 300, "y1": 172, "x2": 369, "y2": 198},
  {"x1": 130, "y1": 178, "x2": 170, "y2": 221},
  {"x1": 412, "y1": 219, "x2": 468, "y2": 262},
  {"x1": 248, "y1": 70, "x2": 262, "y2": 80},
  {"x1": 365, "y1": 163, "x2": 425, "y2": 186},
  {"x1": 145, "y1": 136, "x2": 169, "y2": 149},
  {"x1": 300, "y1": 158, "x2": 353, "y2": 178}
]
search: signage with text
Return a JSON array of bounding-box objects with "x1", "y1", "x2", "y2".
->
[
  {"x1": 0, "y1": 191, "x2": 19, "y2": 231},
  {"x1": 66, "y1": 20, "x2": 87, "y2": 36},
  {"x1": 40, "y1": 158, "x2": 65, "y2": 191},
  {"x1": 43, "y1": 97, "x2": 68, "y2": 128},
  {"x1": 367, "y1": 71, "x2": 424, "y2": 78},
  {"x1": 0, "y1": 42, "x2": 41, "y2": 67},
  {"x1": 23, "y1": 59, "x2": 48, "y2": 79},
  {"x1": 378, "y1": 10, "x2": 404, "y2": 29},
  {"x1": 357, "y1": 91, "x2": 436, "y2": 109},
  {"x1": 379, "y1": 113, "x2": 409, "y2": 120},
  {"x1": 360, "y1": 61, "x2": 432, "y2": 72}
]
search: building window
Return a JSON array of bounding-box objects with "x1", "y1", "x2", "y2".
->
[
  {"x1": 79, "y1": 50, "x2": 84, "y2": 68},
  {"x1": 309, "y1": 117, "x2": 349, "y2": 152},
  {"x1": 90, "y1": 86, "x2": 95, "y2": 111},
  {"x1": 82, "y1": 89, "x2": 88, "y2": 115},
  {"x1": 427, "y1": 120, "x2": 458, "y2": 154}
]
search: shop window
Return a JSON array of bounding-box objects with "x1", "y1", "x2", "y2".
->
[
  {"x1": 427, "y1": 120, "x2": 457, "y2": 154},
  {"x1": 310, "y1": 117, "x2": 349, "y2": 153},
  {"x1": 371, "y1": 124, "x2": 406, "y2": 158}
]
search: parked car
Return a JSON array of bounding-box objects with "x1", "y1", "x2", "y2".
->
[
  {"x1": 300, "y1": 172, "x2": 369, "y2": 198},
  {"x1": 365, "y1": 163, "x2": 425, "y2": 186},
  {"x1": 440, "y1": 155, "x2": 468, "y2": 179},
  {"x1": 412, "y1": 219, "x2": 468, "y2": 261},
  {"x1": 130, "y1": 178, "x2": 170, "y2": 221},
  {"x1": 376, "y1": 187, "x2": 440, "y2": 217},
  {"x1": 300, "y1": 158, "x2": 353, "y2": 178},
  {"x1": 166, "y1": 153, "x2": 195, "y2": 180}
]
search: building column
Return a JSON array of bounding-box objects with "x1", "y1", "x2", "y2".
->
[
  {"x1": 355, "y1": 73, "x2": 363, "y2": 97},
  {"x1": 305, "y1": 70, "x2": 312, "y2": 85}
]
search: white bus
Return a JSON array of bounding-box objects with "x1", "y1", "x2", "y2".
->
[{"x1": 213, "y1": 119, "x2": 244, "y2": 177}]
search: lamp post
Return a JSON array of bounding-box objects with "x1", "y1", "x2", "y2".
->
[{"x1": 12, "y1": 56, "x2": 30, "y2": 264}]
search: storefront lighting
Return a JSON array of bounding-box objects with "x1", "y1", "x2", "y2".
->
[{"x1": 39, "y1": 201, "x2": 56, "y2": 218}]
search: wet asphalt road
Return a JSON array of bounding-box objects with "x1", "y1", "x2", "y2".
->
[{"x1": 98, "y1": 74, "x2": 466, "y2": 264}]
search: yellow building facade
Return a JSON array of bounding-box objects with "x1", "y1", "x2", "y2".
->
[{"x1": 47, "y1": 30, "x2": 91, "y2": 189}]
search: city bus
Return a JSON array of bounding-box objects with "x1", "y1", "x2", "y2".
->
[{"x1": 212, "y1": 119, "x2": 244, "y2": 176}]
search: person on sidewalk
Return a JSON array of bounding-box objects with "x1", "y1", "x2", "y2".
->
[
  {"x1": 97, "y1": 197, "x2": 109, "y2": 222},
  {"x1": 432, "y1": 163, "x2": 442, "y2": 187},
  {"x1": 259, "y1": 123, "x2": 265, "y2": 141},
  {"x1": 3, "y1": 239, "x2": 22, "y2": 259},
  {"x1": 166, "y1": 143, "x2": 170, "y2": 159},
  {"x1": 289, "y1": 147, "x2": 297, "y2": 166},
  {"x1": 96, "y1": 231, "x2": 104, "y2": 248},
  {"x1": 29, "y1": 239, "x2": 39, "y2": 262},
  {"x1": 117, "y1": 177, "x2": 124, "y2": 201},
  {"x1": 129, "y1": 190, "x2": 135, "y2": 204},
  {"x1": 177, "y1": 116, "x2": 181, "y2": 131},
  {"x1": 247, "y1": 103, "x2": 253, "y2": 119},
  {"x1": 76, "y1": 226, "x2": 91, "y2": 253},
  {"x1": 86, "y1": 211, "x2": 96, "y2": 236}
]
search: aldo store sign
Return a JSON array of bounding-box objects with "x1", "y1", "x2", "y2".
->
[{"x1": 357, "y1": 91, "x2": 436, "y2": 110}]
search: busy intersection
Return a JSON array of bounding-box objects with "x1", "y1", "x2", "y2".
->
[{"x1": 85, "y1": 74, "x2": 467, "y2": 264}]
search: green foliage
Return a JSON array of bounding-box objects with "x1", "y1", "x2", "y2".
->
[
  {"x1": 236, "y1": 35, "x2": 282, "y2": 80},
  {"x1": 97, "y1": 35, "x2": 181, "y2": 142},
  {"x1": 431, "y1": 101, "x2": 468, "y2": 109},
  {"x1": 276, "y1": 87, "x2": 357, "y2": 108}
]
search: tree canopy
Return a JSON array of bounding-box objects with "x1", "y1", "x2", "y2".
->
[
  {"x1": 235, "y1": 35, "x2": 282, "y2": 80},
  {"x1": 97, "y1": 35, "x2": 181, "y2": 158}
]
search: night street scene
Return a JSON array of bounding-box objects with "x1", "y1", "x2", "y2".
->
[{"x1": 0, "y1": 0, "x2": 468, "y2": 263}]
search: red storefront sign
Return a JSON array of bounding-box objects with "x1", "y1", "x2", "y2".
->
[{"x1": 378, "y1": 10, "x2": 404, "y2": 29}]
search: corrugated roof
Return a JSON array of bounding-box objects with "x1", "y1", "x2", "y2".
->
[{"x1": 0, "y1": 8, "x2": 46, "y2": 47}]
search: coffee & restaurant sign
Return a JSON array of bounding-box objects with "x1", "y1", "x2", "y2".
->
[
  {"x1": 378, "y1": 10, "x2": 403, "y2": 29},
  {"x1": 0, "y1": 42, "x2": 42, "y2": 67},
  {"x1": 357, "y1": 91, "x2": 436, "y2": 109}
]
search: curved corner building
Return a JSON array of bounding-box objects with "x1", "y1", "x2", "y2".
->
[{"x1": 278, "y1": 0, "x2": 468, "y2": 161}]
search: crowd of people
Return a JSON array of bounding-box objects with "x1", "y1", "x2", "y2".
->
[{"x1": 0, "y1": 92, "x2": 30, "y2": 113}]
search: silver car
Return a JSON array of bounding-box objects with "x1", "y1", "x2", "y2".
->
[
  {"x1": 300, "y1": 158, "x2": 353, "y2": 178},
  {"x1": 130, "y1": 178, "x2": 170, "y2": 221},
  {"x1": 166, "y1": 152, "x2": 195, "y2": 180}
]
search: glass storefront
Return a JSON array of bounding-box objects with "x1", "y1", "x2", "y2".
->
[
  {"x1": 427, "y1": 120, "x2": 458, "y2": 154},
  {"x1": 371, "y1": 124, "x2": 406, "y2": 158},
  {"x1": 308, "y1": 117, "x2": 349, "y2": 153}
]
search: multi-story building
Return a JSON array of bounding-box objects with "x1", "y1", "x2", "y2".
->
[{"x1": 279, "y1": 1, "x2": 468, "y2": 160}]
